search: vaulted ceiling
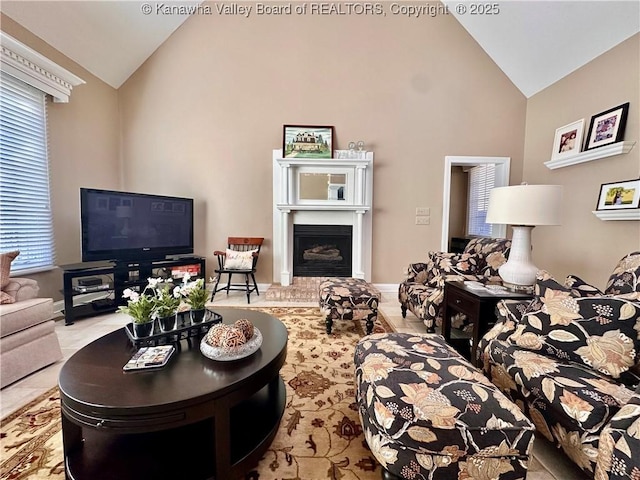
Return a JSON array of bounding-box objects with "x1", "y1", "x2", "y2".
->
[{"x1": 1, "y1": 1, "x2": 639, "y2": 97}]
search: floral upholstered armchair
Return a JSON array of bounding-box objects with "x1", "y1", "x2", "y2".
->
[
  {"x1": 398, "y1": 237, "x2": 511, "y2": 332},
  {"x1": 478, "y1": 251, "x2": 640, "y2": 479}
]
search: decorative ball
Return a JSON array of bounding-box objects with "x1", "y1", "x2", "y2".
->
[
  {"x1": 220, "y1": 326, "x2": 247, "y2": 349},
  {"x1": 206, "y1": 323, "x2": 228, "y2": 347},
  {"x1": 234, "y1": 319, "x2": 254, "y2": 341}
]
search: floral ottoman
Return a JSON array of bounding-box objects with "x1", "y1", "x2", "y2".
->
[
  {"x1": 354, "y1": 333, "x2": 535, "y2": 480},
  {"x1": 319, "y1": 277, "x2": 379, "y2": 335}
]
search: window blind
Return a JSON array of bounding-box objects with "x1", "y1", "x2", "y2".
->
[
  {"x1": 467, "y1": 164, "x2": 496, "y2": 237},
  {"x1": 0, "y1": 72, "x2": 55, "y2": 274}
]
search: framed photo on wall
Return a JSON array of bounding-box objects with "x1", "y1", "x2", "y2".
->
[
  {"x1": 551, "y1": 119, "x2": 584, "y2": 160},
  {"x1": 584, "y1": 102, "x2": 629, "y2": 151},
  {"x1": 283, "y1": 125, "x2": 334, "y2": 159},
  {"x1": 596, "y1": 178, "x2": 640, "y2": 211}
]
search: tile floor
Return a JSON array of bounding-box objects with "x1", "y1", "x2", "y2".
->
[{"x1": 0, "y1": 288, "x2": 588, "y2": 479}]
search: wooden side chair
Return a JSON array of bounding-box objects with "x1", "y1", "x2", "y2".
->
[{"x1": 210, "y1": 237, "x2": 264, "y2": 304}]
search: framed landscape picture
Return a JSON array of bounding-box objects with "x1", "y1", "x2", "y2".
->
[
  {"x1": 584, "y1": 102, "x2": 629, "y2": 151},
  {"x1": 283, "y1": 125, "x2": 334, "y2": 159},
  {"x1": 596, "y1": 178, "x2": 640, "y2": 211},
  {"x1": 551, "y1": 119, "x2": 584, "y2": 160}
]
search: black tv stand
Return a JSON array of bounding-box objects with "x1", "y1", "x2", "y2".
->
[
  {"x1": 165, "y1": 254, "x2": 199, "y2": 260},
  {"x1": 62, "y1": 260, "x2": 114, "y2": 271},
  {"x1": 60, "y1": 256, "x2": 206, "y2": 326}
]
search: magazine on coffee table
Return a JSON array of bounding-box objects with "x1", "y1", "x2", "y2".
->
[{"x1": 123, "y1": 345, "x2": 175, "y2": 371}]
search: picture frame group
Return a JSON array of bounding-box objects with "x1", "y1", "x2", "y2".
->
[
  {"x1": 596, "y1": 179, "x2": 640, "y2": 211},
  {"x1": 283, "y1": 125, "x2": 334, "y2": 159},
  {"x1": 550, "y1": 102, "x2": 630, "y2": 160}
]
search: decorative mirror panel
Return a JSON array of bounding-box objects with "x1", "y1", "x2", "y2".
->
[{"x1": 299, "y1": 173, "x2": 348, "y2": 201}]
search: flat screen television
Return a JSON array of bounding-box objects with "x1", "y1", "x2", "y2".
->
[{"x1": 80, "y1": 188, "x2": 194, "y2": 263}]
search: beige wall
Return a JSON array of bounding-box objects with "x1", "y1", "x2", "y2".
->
[
  {"x1": 6, "y1": 9, "x2": 635, "y2": 298},
  {"x1": 1, "y1": 15, "x2": 121, "y2": 299},
  {"x1": 523, "y1": 34, "x2": 640, "y2": 288},
  {"x1": 118, "y1": 6, "x2": 527, "y2": 284}
]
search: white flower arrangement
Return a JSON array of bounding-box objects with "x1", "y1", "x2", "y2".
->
[
  {"x1": 118, "y1": 277, "x2": 182, "y2": 323},
  {"x1": 179, "y1": 273, "x2": 209, "y2": 310}
]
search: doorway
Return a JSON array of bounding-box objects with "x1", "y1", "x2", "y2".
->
[{"x1": 441, "y1": 156, "x2": 511, "y2": 251}]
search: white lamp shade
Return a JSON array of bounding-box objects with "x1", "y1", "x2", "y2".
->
[{"x1": 486, "y1": 184, "x2": 563, "y2": 226}]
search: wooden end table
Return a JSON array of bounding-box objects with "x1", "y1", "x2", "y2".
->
[{"x1": 442, "y1": 281, "x2": 533, "y2": 366}]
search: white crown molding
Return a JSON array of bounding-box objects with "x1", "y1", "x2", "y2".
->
[{"x1": 1, "y1": 32, "x2": 85, "y2": 103}]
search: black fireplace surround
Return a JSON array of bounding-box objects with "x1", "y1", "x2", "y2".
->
[{"x1": 293, "y1": 224, "x2": 352, "y2": 277}]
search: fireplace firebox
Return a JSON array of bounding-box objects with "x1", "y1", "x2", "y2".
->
[{"x1": 293, "y1": 225, "x2": 352, "y2": 277}]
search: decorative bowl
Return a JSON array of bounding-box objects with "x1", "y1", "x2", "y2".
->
[{"x1": 200, "y1": 327, "x2": 262, "y2": 361}]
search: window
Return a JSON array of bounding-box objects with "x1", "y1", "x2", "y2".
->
[
  {"x1": 0, "y1": 73, "x2": 55, "y2": 274},
  {"x1": 0, "y1": 32, "x2": 83, "y2": 274},
  {"x1": 467, "y1": 164, "x2": 496, "y2": 237}
]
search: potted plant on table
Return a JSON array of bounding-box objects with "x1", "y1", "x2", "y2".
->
[
  {"x1": 149, "y1": 278, "x2": 181, "y2": 332},
  {"x1": 118, "y1": 286, "x2": 156, "y2": 338},
  {"x1": 180, "y1": 274, "x2": 210, "y2": 324}
]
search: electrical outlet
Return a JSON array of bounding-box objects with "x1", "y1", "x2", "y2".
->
[
  {"x1": 416, "y1": 207, "x2": 430, "y2": 216},
  {"x1": 415, "y1": 216, "x2": 430, "y2": 225}
]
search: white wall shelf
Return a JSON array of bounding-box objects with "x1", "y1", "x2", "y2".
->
[
  {"x1": 592, "y1": 209, "x2": 640, "y2": 221},
  {"x1": 544, "y1": 141, "x2": 636, "y2": 169}
]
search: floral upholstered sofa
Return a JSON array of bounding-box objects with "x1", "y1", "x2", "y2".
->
[
  {"x1": 478, "y1": 251, "x2": 640, "y2": 478},
  {"x1": 398, "y1": 237, "x2": 511, "y2": 332}
]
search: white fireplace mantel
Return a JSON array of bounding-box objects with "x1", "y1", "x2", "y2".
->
[
  {"x1": 272, "y1": 150, "x2": 373, "y2": 286},
  {"x1": 278, "y1": 205, "x2": 370, "y2": 212}
]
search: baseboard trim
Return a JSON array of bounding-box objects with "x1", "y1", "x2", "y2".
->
[
  {"x1": 373, "y1": 283, "x2": 399, "y2": 293},
  {"x1": 209, "y1": 283, "x2": 272, "y2": 295},
  {"x1": 53, "y1": 300, "x2": 64, "y2": 314}
]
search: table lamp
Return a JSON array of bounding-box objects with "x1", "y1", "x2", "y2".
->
[{"x1": 486, "y1": 184, "x2": 562, "y2": 290}]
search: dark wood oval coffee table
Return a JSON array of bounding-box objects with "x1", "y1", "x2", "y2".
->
[{"x1": 59, "y1": 308, "x2": 288, "y2": 480}]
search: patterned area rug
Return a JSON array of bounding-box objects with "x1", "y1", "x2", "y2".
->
[{"x1": 0, "y1": 306, "x2": 392, "y2": 480}]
